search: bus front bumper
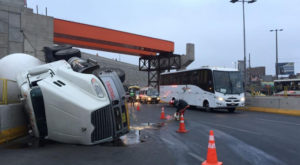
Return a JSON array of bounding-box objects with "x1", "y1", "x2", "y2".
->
[{"x1": 215, "y1": 101, "x2": 245, "y2": 108}]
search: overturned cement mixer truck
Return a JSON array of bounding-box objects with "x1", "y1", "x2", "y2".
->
[{"x1": 16, "y1": 45, "x2": 129, "y2": 145}]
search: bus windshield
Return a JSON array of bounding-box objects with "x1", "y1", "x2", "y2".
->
[
  {"x1": 147, "y1": 88, "x2": 159, "y2": 96},
  {"x1": 213, "y1": 71, "x2": 243, "y2": 94}
]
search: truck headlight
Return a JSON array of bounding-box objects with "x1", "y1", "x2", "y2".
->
[
  {"x1": 240, "y1": 97, "x2": 245, "y2": 102},
  {"x1": 91, "y1": 78, "x2": 104, "y2": 98},
  {"x1": 217, "y1": 97, "x2": 224, "y2": 101}
]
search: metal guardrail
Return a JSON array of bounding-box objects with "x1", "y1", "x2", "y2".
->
[
  {"x1": 0, "y1": 78, "x2": 8, "y2": 105},
  {"x1": 0, "y1": 78, "x2": 19, "y2": 105}
]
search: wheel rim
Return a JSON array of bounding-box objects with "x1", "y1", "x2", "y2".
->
[{"x1": 204, "y1": 102, "x2": 209, "y2": 110}]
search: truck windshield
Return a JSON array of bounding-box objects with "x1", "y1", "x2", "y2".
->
[{"x1": 213, "y1": 71, "x2": 243, "y2": 94}]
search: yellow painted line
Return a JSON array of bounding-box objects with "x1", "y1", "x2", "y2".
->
[
  {"x1": 239, "y1": 106, "x2": 300, "y2": 116},
  {"x1": 0, "y1": 125, "x2": 27, "y2": 144}
]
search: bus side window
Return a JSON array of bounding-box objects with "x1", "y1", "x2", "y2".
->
[
  {"x1": 182, "y1": 72, "x2": 188, "y2": 84},
  {"x1": 161, "y1": 75, "x2": 165, "y2": 85},
  {"x1": 207, "y1": 70, "x2": 214, "y2": 92},
  {"x1": 165, "y1": 75, "x2": 170, "y2": 85},
  {"x1": 202, "y1": 70, "x2": 208, "y2": 91},
  {"x1": 178, "y1": 73, "x2": 181, "y2": 84},
  {"x1": 171, "y1": 73, "x2": 176, "y2": 85},
  {"x1": 198, "y1": 70, "x2": 204, "y2": 90},
  {"x1": 191, "y1": 71, "x2": 198, "y2": 85}
]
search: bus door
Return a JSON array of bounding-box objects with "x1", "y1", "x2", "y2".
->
[{"x1": 200, "y1": 70, "x2": 215, "y2": 107}]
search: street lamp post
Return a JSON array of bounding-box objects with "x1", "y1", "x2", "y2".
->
[
  {"x1": 270, "y1": 29, "x2": 283, "y2": 79},
  {"x1": 230, "y1": 0, "x2": 257, "y2": 89}
]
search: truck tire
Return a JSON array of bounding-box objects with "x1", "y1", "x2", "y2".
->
[
  {"x1": 43, "y1": 45, "x2": 73, "y2": 63},
  {"x1": 48, "y1": 45, "x2": 72, "y2": 52},
  {"x1": 54, "y1": 48, "x2": 81, "y2": 61}
]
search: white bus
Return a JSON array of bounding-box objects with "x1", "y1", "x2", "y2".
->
[
  {"x1": 159, "y1": 66, "x2": 245, "y2": 112},
  {"x1": 274, "y1": 79, "x2": 300, "y2": 96}
]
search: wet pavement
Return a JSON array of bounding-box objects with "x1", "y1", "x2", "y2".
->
[{"x1": 1, "y1": 103, "x2": 300, "y2": 165}]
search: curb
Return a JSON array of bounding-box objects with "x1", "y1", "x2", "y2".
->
[
  {"x1": 0, "y1": 125, "x2": 27, "y2": 144},
  {"x1": 238, "y1": 106, "x2": 300, "y2": 116}
]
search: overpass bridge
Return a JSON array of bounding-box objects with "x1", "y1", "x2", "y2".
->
[
  {"x1": 53, "y1": 19, "x2": 194, "y2": 89},
  {"x1": 0, "y1": 0, "x2": 194, "y2": 89}
]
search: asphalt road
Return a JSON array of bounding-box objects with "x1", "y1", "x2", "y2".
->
[{"x1": 1, "y1": 103, "x2": 300, "y2": 165}]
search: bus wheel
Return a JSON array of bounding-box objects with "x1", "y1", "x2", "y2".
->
[
  {"x1": 228, "y1": 108, "x2": 236, "y2": 113},
  {"x1": 203, "y1": 101, "x2": 210, "y2": 112}
]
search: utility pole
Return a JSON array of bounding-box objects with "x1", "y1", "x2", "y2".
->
[
  {"x1": 248, "y1": 53, "x2": 251, "y2": 82},
  {"x1": 242, "y1": 0, "x2": 247, "y2": 88},
  {"x1": 270, "y1": 29, "x2": 283, "y2": 79},
  {"x1": 230, "y1": 0, "x2": 257, "y2": 90},
  {"x1": 248, "y1": 53, "x2": 251, "y2": 69}
]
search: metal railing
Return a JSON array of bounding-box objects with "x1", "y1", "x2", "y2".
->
[
  {"x1": 0, "y1": 78, "x2": 8, "y2": 105},
  {"x1": 0, "y1": 78, "x2": 19, "y2": 105}
]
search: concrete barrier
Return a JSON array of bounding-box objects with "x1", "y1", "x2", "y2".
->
[
  {"x1": 244, "y1": 96, "x2": 300, "y2": 116},
  {"x1": 0, "y1": 103, "x2": 27, "y2": 143}
]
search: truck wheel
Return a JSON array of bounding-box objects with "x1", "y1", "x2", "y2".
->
[
  {"x1": 47, "y1": 45, "x2": 73, "y2": 52},
  {"x1": 228, "y1": 108, "x2": 236, "y2": 113},
  {"x1": 54, "y1": 48, "x2": 81, "y2": 61},
  {"x1": 44, "y1": 45, "x2": 73, "y2": 62}
]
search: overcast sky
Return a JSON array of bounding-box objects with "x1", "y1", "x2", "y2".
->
[{"x1": 27, "y1": 0, "x2": 300, "y2": 75}]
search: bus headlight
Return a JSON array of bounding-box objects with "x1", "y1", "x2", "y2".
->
[
  {"x1": 217, "y1": 97, "x2": 224, "y2": 101},
  {"x1": 240, "y1": 97, "x2": 245, "y2": 102},
  {"x1": 91, "y1": 78, "x2": 104, "y2": 98}
]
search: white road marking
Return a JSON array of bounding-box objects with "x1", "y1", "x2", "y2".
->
[
  {"x1": 198, "y1": 121, "x2": 261, "y2": 135},
  {"x1": 188, "y1": 152, "x2": 205, "y2": 162},
  {"x1": 215, "y1": 130, "x2": 288, "y2": 165},
  {"x1": 257, "y1": 118, "x2": 300, "y2": 126},
  {"x1": 161, "y1": 137, "x2": 175, "y2": 145}
]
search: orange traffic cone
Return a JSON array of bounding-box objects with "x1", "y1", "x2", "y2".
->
[
  {"x1": 160, "y1": 107, "x2": 166, "y2": 119},
  {"x1": 137, "y1": 103, "x2": 140, "y2": 111},
  {"x1": 176, "y1": 114, "x2": 188, "y2": 133},
  {"x1": 202, "y1": 130, "x2": 223, "y2": 165}
]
